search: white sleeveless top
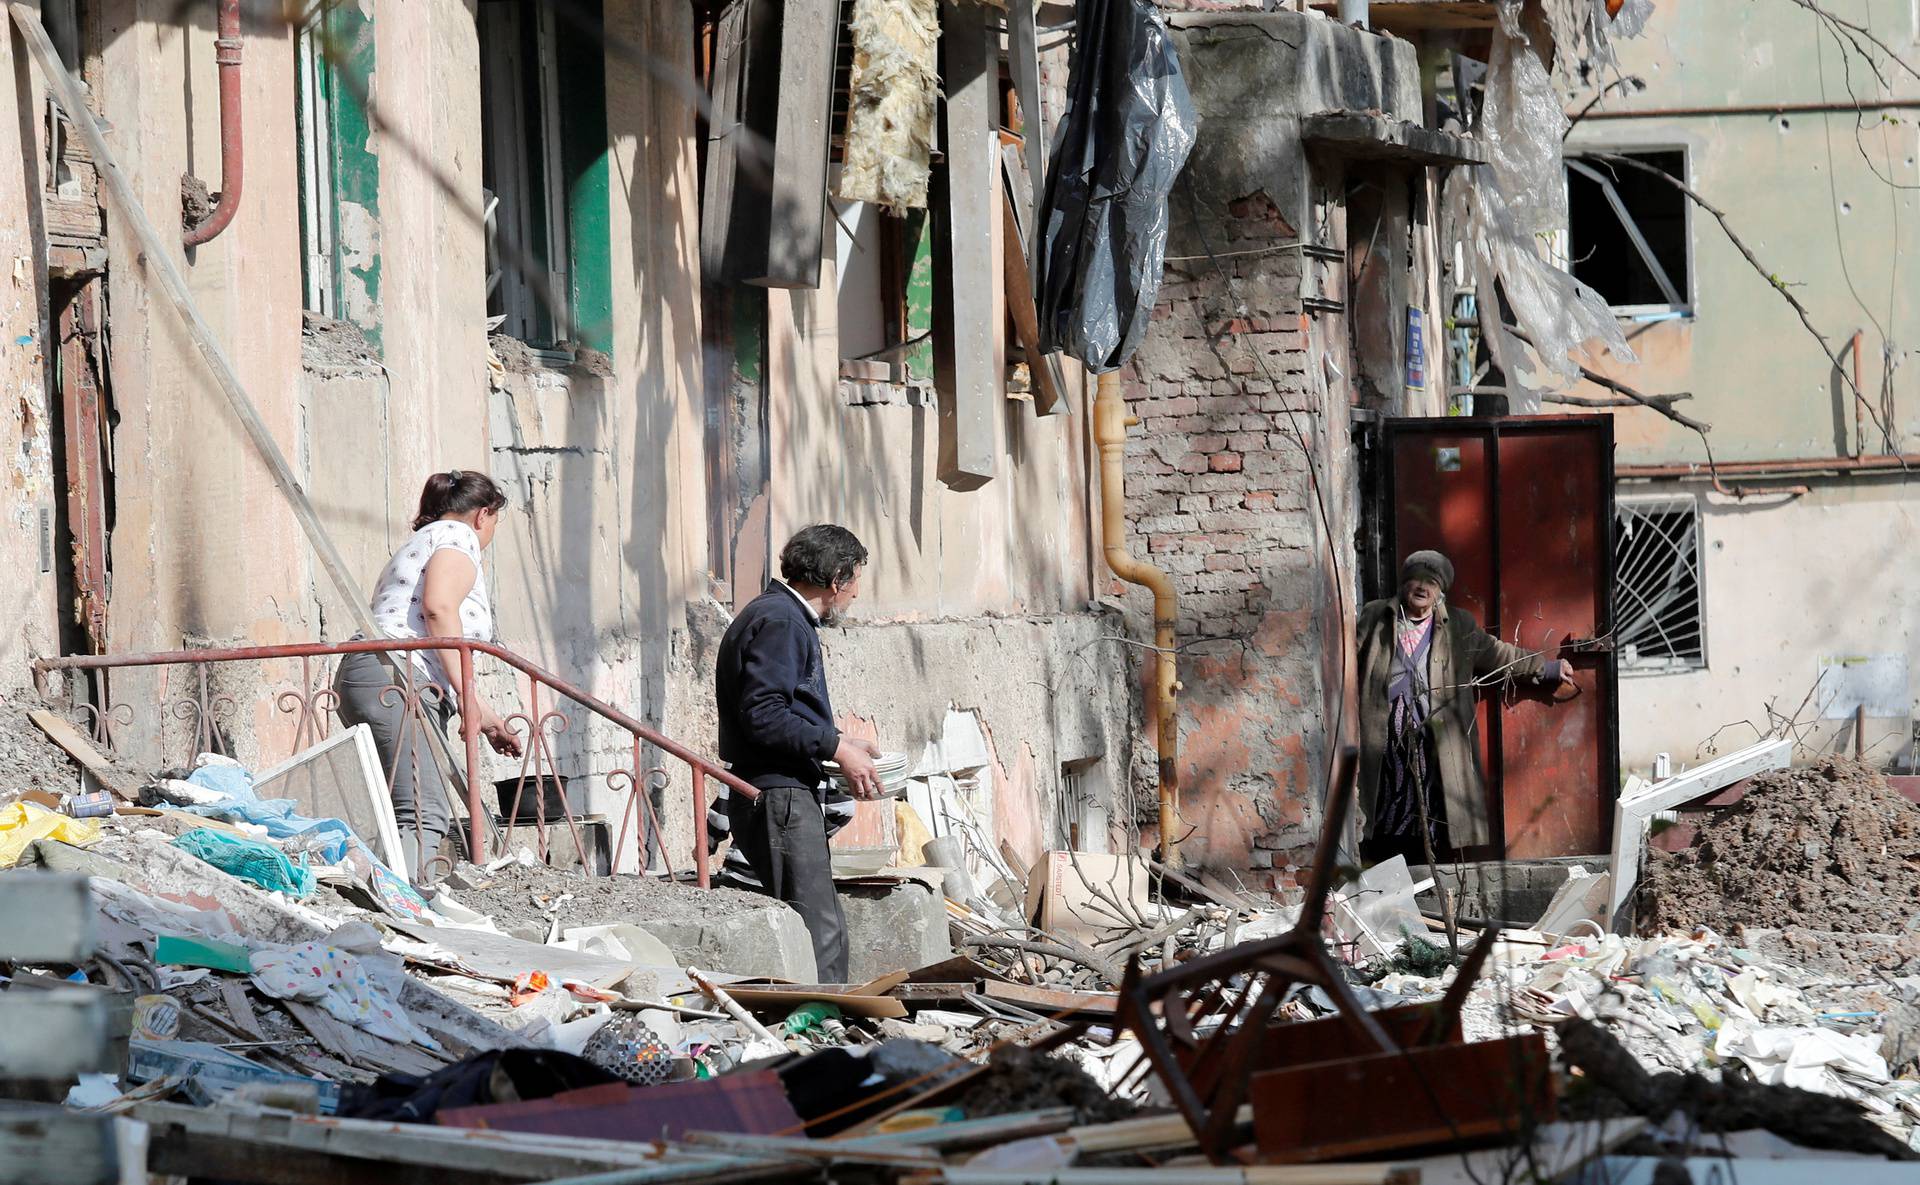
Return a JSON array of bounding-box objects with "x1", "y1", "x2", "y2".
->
[{"x1": 366, "y1": 520, "x2": 495, "y2": 686}]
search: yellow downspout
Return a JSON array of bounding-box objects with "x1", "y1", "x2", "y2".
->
[{"x1": 1094, "y1": 371, "x2": 1181, "y2": 865}]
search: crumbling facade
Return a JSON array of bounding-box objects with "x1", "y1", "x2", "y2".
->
[{"x1": 1564, "y1": 0, "x2": 1920, "y2": 774}]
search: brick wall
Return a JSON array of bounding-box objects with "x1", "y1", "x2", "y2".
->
[{"x1": 1113, "y1": 192, "x2": 1343, "y2": 889}]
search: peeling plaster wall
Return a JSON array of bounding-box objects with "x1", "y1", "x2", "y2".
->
[
  {"x1": 90, "y1": 1, "x2": 314, "y2": 768},
  {"x1": 1094, "y1": 13, "x2": 1424, "y2": 885},
  {"x1": 0, "y1": 18, "x2": 60, "y2": 684}
]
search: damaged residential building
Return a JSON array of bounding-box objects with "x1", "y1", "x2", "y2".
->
[
  {"x1": 1559, "y1": 0, "x2": 1920, "y2": 776},
  {"x1": 0, "y1": 0, "x2": 1678, "y2": 903}
]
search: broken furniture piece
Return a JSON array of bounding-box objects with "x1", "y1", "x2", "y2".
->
[{"x1": 1117, "y1": 747, "x2": 1556, "y2": 1163}]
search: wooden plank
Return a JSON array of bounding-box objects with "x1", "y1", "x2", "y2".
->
[
  {"x1": 932, "y1": 0, "x2": 999, "y2": 491},
  {"x1": 1000, "y1": 146, "x2": 1070, "y2": 417},
  {"x1": 1006, "y1": 0, "x2": 1045, "y2": 261},
  {"x1": 217, "y1": 980, "x2": 269, "y2": 1042},
  {"x1": 699, "y1": 0, "x2": 751, "y2": 280},
  {"x1": 754, "y1": 0, "x2": 842, "y2": 287},
  {"x1": 0, "y1": 873, "x2": 95, "y2": 962},
  {"x1": 1249, "y1": 1035, "x2": 1554, "y2": 1163},
  {"x1": 282, "y1": 1000, "x2": 359, "y2": 1063},
  {"x1": 131, "y1": 1101, "x2": 668, "y2": 1181},
  {"x1": 0, "y1": 1103, "x2": 118, "y2": 1185},
  {"x1": 27, "y1": 710, "x2": 137, "y2": 800},
  {"x1": 981, "y1": 979, "x2": 1120, "y2": 1019},
  {"x1": 1001, "y1": 186, "x2": 1063, "y2": 412}
]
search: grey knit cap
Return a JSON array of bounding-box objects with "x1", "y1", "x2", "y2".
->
[{"x1": 1401, "y1": 549, "x2": 1454, "y2": 591}]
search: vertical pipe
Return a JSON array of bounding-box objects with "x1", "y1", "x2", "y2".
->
[
  {"x1": 1338, "y1": 0, "x2": 1368, "y2": 26},
  {"x1": 459, "y1": 645, "x2": 485, "y2": 864},
  {"x1": 183, "y1": 0, "x2": 244, "y2": 248},
  {"x1": 1094, "y1": 371, "x2": 1182, "y2": 866},
  {"x1": 693, "y1": 767, "x2": 710, "y2": 888}
]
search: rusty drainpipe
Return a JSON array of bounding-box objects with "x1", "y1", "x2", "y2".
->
[
  {"x1": 183, "y1": 0, "x2": 243, "y2": 248},
  {"x1": 1094, "y1": 371, "x2": 1182, "y2": 866}
]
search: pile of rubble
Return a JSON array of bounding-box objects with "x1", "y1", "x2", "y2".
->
[{"x1": 6, "y1": 707, "x2": 1920, "y2": 1182}]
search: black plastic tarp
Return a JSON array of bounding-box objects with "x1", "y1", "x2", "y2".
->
[{"x1": 1034, "y1": 0, "x2": 1198, "y2": 373}]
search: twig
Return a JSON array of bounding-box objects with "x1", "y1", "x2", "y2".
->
[
  {"x1": 1586, "y1": 152, "x2": 1906, "y2": 465},
  {"x1": 959, "y1": 936, "x2": 1122, "y2": 985},
  {"x1": 1543, "y1": 392, "x2": 1692, "y2": 410},
  {"x1": 1502, "y1": 322, "x2": 1710, "y2": 433}
]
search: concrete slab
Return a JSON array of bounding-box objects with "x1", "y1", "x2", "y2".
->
[
  {"x1": 838, "y1": 879, "x2": 953, "y2": 983},
  {"x1": 630, "y1": 904, "x2": 818, "y2": 983}
]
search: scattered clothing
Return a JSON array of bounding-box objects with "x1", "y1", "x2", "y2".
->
[
  {"x1": 250, "y1": 941, "x2": 439, "y2": 1048},
  {"x1": 173, "y1": 827, "x2": 316, "y2": 899}
]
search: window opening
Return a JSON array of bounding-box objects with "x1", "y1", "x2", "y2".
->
[
  {"x1": 1613, "y1": 494, "x2": 1705, "y2": 673},
  {"x1": 295, "y1": 7, "x2": 339, "y2": 318},
  {"x1": 1565, "y1": 149, "x2": 1690, "y2": 313}
]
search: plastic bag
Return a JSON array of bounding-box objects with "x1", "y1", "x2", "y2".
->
[
  {"x1": 172, "y1": 827, "x2": 316, "y2": 899},
  {"x1": 1034, "y1": 0, "x2": 1197, "y2": 372},
  {"x1": 0, "y1": 800, "x2": 103, "y2": 867}
]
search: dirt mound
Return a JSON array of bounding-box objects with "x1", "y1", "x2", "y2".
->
[
  {"x1": 448, "y1": 860, "x2": 778, "y2": 936},
  {"x1": 1640, "y1": 758, "x2": 1920, "y2": 937}
]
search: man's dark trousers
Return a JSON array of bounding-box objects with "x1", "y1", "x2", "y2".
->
[{"x1": 727, "y1": 785, "x2": 848, "y2": 982}]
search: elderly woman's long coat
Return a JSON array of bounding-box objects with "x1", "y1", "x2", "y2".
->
[{"x1": 1355, "y1": 596, "x2": 1550, "y2": 849}]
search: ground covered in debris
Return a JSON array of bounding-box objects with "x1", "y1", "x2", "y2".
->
[
  {"x1": 1640, "y1": 757, "x2": 1920, "y2": 937},
  {"x1": 447, "y1": 860, "x2": 777, "y2": 936}
]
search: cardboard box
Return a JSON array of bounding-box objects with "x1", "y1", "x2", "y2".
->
[{"x1": 1023, "y1": 851, "x2": 1149, "y2": 944}]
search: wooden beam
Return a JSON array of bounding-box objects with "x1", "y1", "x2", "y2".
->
[
  {"x1": 755, "y1": 0, "x2": 842, "y2": 287},
  {"x1": 28, "y1": 711, "x2": 138, "y2": 800},
  {"x1": 933, "y1": 0, "x2": 999, "y2": 490}
]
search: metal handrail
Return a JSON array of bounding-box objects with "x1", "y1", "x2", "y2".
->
[{"x1": 33, "y1": 637, "x2": 753, "y2": 887}]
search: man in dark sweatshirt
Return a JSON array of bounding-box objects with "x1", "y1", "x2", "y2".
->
[{"x1": 713, "y1": 524, "x2": 881, "y2": 982}]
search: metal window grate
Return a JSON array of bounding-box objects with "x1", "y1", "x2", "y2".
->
[{"x1": 1613, "y1": 495, "x2": 1705, "y2": 673}]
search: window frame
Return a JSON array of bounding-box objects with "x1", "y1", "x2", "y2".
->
[
  {"x1": 478, "y1": 0, "x2": 612, "y2": 358},
  {"x1": 1613, "y1": 492, "x2": 1708, "y2": 676},
  {"x1": 294, "y1": 0, "x2": 380, "y2": 340},
  {"x1": 1562, "y1": 146, "x2": 1696, "y2": 320}
]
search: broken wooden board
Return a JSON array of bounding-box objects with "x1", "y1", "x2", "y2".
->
[
  {"x1": 707, "y1": 978, "x2": 910, "y2": 1019},
  {"x1": 756, "y1": 0, "x2": 842, "y2": 287},
  {"x1": 0, "y1": 872, "x2": 95, "y2": 962},
  {"x1": 931, "y1": 0, "x2": 999, "y2": 491},
  {"x1": 982, "y1": 979, "x2": 1120, "y2": 1020},
  {"x1": 1001, "y1": 184, "x2": 1063, "y2": 413},
  {"x1": 0, "y1": 1102, "x2": 119, "y2": 1185},
  {"x1": 133, "y1": 1099, "x2": 666, "y2": 1183},
  {"x1": 29, "y1": 709, "x2": 139, "y2": 800}
]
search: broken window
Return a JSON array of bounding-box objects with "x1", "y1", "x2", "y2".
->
[
  {"x1": 833, "y1": 194, "x2": 933, "y2": 399},
  {"x1": 1613, "y1": 494, "x2": 1705, "y2": 673},
  {"x1": 478, "y1": 0, "x2": 612, "y2": 355},
  {"x1": 1564, "y1": 149, "x2": 1691, "y2": 313},
  {"x1": 294, "y1": 0, "x2": 377, "y2": 332}
]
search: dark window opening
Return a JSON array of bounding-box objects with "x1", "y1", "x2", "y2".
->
[{"x1": 1566, "y1": 149, "x2": 1689, "y2": 311}]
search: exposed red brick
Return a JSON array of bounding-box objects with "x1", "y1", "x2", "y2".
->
[{"x1": 1208, "y1": 452, "x2": 1243, "y2": 473}]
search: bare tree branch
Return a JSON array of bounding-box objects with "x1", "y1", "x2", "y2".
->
[{"x1": 1587, "y1": 152, "x2": 1907, "y2": 463}]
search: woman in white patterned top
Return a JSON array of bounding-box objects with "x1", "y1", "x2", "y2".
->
[{"x1": 334, "y1": 471, "x2": 523, "y2": 884}]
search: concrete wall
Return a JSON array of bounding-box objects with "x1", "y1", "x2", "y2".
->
[
  {"x1": 1566, "y1": 0, "x2": 1920, "y2": 771},
  {"x1": 0, "y1": 13, "x2": 60, "y2": 686},
  {"x1": 1617, "y1": 479, "x2": 1919, "y2": 772}
]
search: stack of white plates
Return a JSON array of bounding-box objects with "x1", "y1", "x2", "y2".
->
[{"x1": 823, "y1": 750, "x2": 911, "y2": 798}]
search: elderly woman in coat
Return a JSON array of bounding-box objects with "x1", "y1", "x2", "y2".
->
[{"x1": 1356, "y1": 550, "x2": 1575, "y2": 864}]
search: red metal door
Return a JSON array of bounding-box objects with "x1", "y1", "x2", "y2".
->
[{"x1": 1384, "y1": 417, "x2": 1616, "y2": 859}]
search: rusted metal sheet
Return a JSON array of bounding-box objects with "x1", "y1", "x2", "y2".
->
[
  {"x1": 1384, "y1": 416, "x2": 1618, "y2": 859},
  {"x1": 54, "y1": 278, "x2": 111, "y2": 655},
  {"x1": 1249, "y1": 1032, "x2": 1556, "y2": 1162}
]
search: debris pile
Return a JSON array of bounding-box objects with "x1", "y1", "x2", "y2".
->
[{"x1": 1640, "y1": 757, "x2": 1920, "y2": 938}]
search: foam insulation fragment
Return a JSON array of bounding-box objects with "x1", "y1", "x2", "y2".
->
[{"x1": 836, "y1": 0, "x2": 941, "y2": 214}]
